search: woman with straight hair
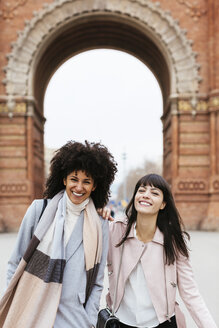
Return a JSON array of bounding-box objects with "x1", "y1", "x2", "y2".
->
[
  {"x1": 0, "y1": 140, "x2": 117, "y2": 328},
  {"x1": 106, "y1": 173, "x2": 217, "y2": 328}
]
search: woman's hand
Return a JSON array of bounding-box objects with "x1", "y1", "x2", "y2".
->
[{"x1": 97, "y1": 207, "x2": 114, "y2": 221}]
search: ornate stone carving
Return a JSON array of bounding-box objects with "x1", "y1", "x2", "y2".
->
[
  {"x1": 177, "y1": 179, "x2": 207, "y2": 192},
  {"x1": 0, "y1": 103, "x2": 8, "y2": 113},
  {"x1": 209, "y1": 97, "x2": 219, "y2": 107},
  {"x1": 178, "y1": 100, "x2": 193, "y2": 112},
  {"x1": 212, "y1": 180, "x2": 219, "y2": 191},
  {"x1": 176, "y1": 0, "x2": 207, "y2": 21},
  {"x1": 0, "y1": 0, "x2": 28, "y2": 20},
  {"x1": 178, "y1": 99, "x2": 208, "y2": 112},
  {"x1": 0, "y1": 102, "x2": 26, "y2": 113},
  {"x1": 3, "y1": 0, "x2": 201, "y2": 114},
  {"x1": 0, "y1": 183, "x2": 28, "y2": 194},
  {"x1": 197, "y1": 100, "x2": 208, "y2": 111}
]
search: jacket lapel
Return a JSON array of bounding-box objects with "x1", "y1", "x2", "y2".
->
[
  {"x1": 65, "y1": 211, "x2": 84, "y2": 262},
  {"x1": 121, "y1": 225, "x2": 148, "y2": 284},
  {"x1": 152, "y1": 227, "x2": 164, "y2": 245}
]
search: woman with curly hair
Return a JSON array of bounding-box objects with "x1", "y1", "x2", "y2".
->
[
  {"x1": 106, "y1": 173, "x2": 217, "y2": 328},
  {"x1": 0, "y1": 140, "x2": 117, "y2": 328}
]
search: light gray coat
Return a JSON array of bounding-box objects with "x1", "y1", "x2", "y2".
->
[{"x1": 7, "y1": 199, "x2": 109, "y2": 328}]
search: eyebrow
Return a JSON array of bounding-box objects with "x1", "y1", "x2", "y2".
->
[
  {"x1": 151, "y1": 187, "x2": 161, "y2": 192},
  {"x1": 70, "y1": 174, "x2": 92, "y2": 181}
]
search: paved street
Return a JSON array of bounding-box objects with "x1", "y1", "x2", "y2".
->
[{"x1": 1, "y1": 231, "x2": 218, "y2": 327}]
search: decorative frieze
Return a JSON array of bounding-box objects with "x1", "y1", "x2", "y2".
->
[
  {"x1": 0, "y1": 182, "x2": 29, "y2": 196},
  {"x1": 209, "y1": 97, "x2": 219, "y2": 108},
  {"x1": 0, "y1": 102, "x2": 26, "y2": 114},
  {"x1": 175, "y1": 177, "x2": 219, "y2": 194},
  {"x1": 176, "y1": 0, "x2": 207, "y2": 21},
  {"x1": 178, "y1": 180, "x2": 206, "y2": 191},
  {"x1": 174, "y1": 178, "x2": 208, "y2": 193},
  {"x1": 178, "y1": 100, "x2": 209, "y2": 112},
  {"x1": 0, "y1": 0, "x2": 28, "y2": 20},
  {"x1": 213, "y1": 180, "x2": 219, "y2": 191},
  {"x1": 209, "y1": 177, "x2": 219, "y2": 193}
]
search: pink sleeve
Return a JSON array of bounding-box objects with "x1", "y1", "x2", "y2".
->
[{"x1": 176, "y1": 253, "x2": 217, "y2": 328}]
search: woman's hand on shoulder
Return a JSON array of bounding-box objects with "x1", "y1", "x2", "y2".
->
[{"x1": 97, "y1": 207, "x2": 114, "y2": 221}]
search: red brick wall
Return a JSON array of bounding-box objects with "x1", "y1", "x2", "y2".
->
[{"x1": 0, "y1": 0, "x2": 218, "y2": 230}]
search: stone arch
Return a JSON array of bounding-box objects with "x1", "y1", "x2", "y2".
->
[{"x1": 3, "y1": 0, "x2": 201, "y2": 115}]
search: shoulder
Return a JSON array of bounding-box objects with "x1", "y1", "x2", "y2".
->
[
  {"x1": 32, "y1": 199, "x2": 44, "y2": 209},
  {"x1": 28, "y1": 199, "x2": 47, "y2": 215},
  {"x1": 24, "y1": 199, "x2": 51, "y2": 221},
  {"x1": 99, "y1": 215, "x2": 109, "y2": 229},
  {"x1": 114, "y1": 216, "x2": 127, "y2": 224},
  {"x1": 110, "y1": 216, "x2": 127, "y2": 229},
  {"x1": 108, "y1": 216, "x2": 127, "y2": 242}
]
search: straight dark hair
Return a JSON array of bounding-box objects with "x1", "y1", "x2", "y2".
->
[{"x1": 117, "y1": 174, "x2": 190, "y2": 265}]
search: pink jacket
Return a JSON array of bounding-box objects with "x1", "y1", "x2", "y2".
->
[{"x1": 106, "y1": 218, "x2": 217, "y2": 328}]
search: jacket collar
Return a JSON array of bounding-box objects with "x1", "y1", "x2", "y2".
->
[{"x1": 152, "y1": 227, "x2": 164, "y2": 245}]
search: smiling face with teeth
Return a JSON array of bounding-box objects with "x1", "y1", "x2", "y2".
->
[
  {"x1": 134, "y1": 184, "x2": 166, "y2": 218},
  {"x1": 63, "y1": 170, "x2": 96, "y2": 204}
]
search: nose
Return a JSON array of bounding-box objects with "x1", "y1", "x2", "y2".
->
[
  {"x1": 142, "y1": 189, "x2": 150, "y2": 198},
  {"x1": 75, "y1": 181, "x2": 83, "y2": 191}
]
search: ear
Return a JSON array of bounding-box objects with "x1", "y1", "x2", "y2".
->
[
  {"x1": 63, "y1": 178, "x2": 66, "y2": 186},
  {"x1": 92, "y1": 185, "x2": 96, "y2": 192},
  {"x1": 160, "y1": 202, "x2": 166, "y2": 210}
]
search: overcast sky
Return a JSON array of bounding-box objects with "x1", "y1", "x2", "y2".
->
[{"x1": 44, "y1": 49, "x2": 163, "y2": 191}]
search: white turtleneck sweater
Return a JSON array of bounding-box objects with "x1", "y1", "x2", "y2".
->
[{"x1": 64, "y1": 194, "x2": 89, "y2": 246}]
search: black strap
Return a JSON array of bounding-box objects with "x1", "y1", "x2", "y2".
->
[{"x1": 38, "y1": 198, "x2": 48, "y2": 223}]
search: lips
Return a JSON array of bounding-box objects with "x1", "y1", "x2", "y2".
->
[
  {"x1": 139, "y1": 201, "x2": 151, "y2": 206},
  {"x1": 72, "y1": 191, "x2": 84, "y2": 197}
]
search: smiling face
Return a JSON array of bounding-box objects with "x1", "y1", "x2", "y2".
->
[
  {"x1": 134, "y1": 184, "x2": 166, "y2": 217},
  {"x1": 63, "y1": 170, "x2": 96, "y2": 204}
]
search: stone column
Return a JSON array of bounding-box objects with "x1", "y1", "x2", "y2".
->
[
  {"x1": 0, "y1": 99, "x2": 32, "y2": 231},
  {"x1": 26, "y1": 101, "x2": 35, "y2": 200},
  {"x1": 205, "y1": 95, "x2": 219, "y2": 229},
  {"x1": 0, "y1": 97, "x2": 45, "y2": 231},
  {"x1": 170, "y1": 98, "x2": 179, "y2": 181},
  {"x1": 172, "y1": 97, "x2": 211, "y2": 229},
  {"x1": 204, "y1": 0, "x2": 219, "y2": 229}
]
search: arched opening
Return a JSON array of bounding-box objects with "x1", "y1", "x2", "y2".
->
[
  {"x1": 31, "y1": 13, "x2": 171, "y2": 199},
  {"x1": 43, "y1": 49, "x2": 163, "y2": 200},
  {"x1": 34, "y1": 14, "x2": 170, "y2": 113}
]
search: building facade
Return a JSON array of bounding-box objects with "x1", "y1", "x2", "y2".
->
[{"x1": 0, "y1": 0, "x2": 219, "y2": 230}]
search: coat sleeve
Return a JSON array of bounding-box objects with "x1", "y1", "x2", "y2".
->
[
  {"x1": 177, "y1": 252, "x2": 217, "y2": 328},
  {"x1": 6, "y1": 199, "x2": 43, "y2": 287},
  {"x1": 85, "y1": 217, "x2": 109, "y2": 327}
]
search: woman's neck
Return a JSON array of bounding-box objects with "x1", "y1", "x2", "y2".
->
[
  {"x1": 66, "y1": 192, "x2": 89, "y2": 214},
  {"x1": 136, "y1": 213, "x2": 157, "y2": 243}
]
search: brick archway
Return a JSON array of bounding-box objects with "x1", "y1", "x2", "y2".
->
[
  {"x1": 4, "y1": 0, "x2": 200, "y2": 100},
  {"x1": 0, "y1": 0, "x2": 219, "y2": 231}
]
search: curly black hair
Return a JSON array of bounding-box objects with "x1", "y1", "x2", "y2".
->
[{"x1": 44, "y1": 141, "x2": 117, "y2": 208}]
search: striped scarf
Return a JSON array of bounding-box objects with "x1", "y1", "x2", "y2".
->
[{"x1": 0, "y1": 191, "x2": 102, "y2": 328}]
